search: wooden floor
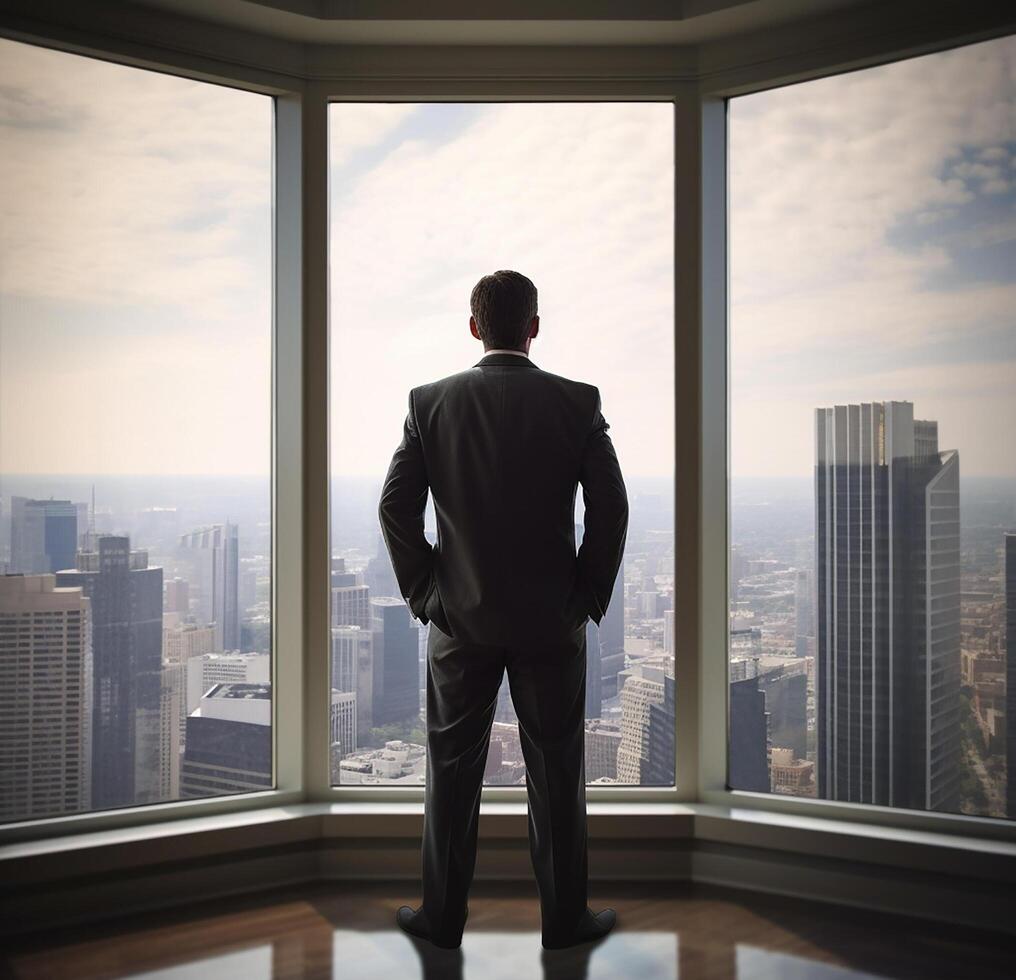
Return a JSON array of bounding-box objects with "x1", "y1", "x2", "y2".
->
[{"x1": 3, "y1": 880, "x2": 1014, "y2": 979}]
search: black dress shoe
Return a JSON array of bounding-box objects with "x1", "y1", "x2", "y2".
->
[
  {"x1": 542, "y1": 908, "x2": 616, "y2": 950},
  {"x1": 396, "y1": 904, "x2": 469, "y2": 949}
]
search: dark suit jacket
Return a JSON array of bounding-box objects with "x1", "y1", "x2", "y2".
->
[{"x1": 378, "y1": 351, "x2": 629, "y2": 647}]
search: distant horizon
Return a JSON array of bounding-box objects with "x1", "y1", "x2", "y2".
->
[{"x1": 5, "y1": 471, "x2": 1016, "y2": 483}]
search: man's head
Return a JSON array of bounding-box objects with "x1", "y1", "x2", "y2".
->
[{"x1": 469, "y1": 270, "x2": 540, "y2": 352}]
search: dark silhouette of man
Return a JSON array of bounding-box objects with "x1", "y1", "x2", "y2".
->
[{"x1": 379, "y1": 270, "x2": 628, "y2": 950}]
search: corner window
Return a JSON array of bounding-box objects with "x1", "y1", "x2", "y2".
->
[
  {"x1": 728, "y1": 34, "x2": 1016, "y2": 819},
  {"x1": 0, "y1": 38, "x2": 274, "y2": 823}
]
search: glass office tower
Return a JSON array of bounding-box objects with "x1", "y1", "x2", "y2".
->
[{"x1": 815, "y1": 401, "x2": 961, "y2": 812}]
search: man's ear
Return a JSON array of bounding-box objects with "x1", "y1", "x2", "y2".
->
[
  {"x1": 469, "y1": 315, "x2": 481, "y2": 341},
  {"x1": 530, "y1": 315, "x2": 540, "y2": 340}
]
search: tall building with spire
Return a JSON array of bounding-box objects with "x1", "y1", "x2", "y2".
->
[{"x1": 815, "y1": 401, "x2": 961, "y2": 812}]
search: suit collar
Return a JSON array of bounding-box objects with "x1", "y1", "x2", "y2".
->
[{"x1": 473, "y1": 352, "x2": 540, "y2": 369}]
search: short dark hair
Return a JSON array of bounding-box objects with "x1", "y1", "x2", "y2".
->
[{"x1": 469, "y1": 270, "x2": 538, "y2": 350}]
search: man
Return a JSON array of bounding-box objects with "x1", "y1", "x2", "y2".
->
[{"x1": 378, "y1": 269, "x2": 629, "y2": 951}]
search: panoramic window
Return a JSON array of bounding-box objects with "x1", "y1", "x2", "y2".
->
[
  {"x1": 0, "y1": 40, "x2": 274, "y2": 822},
  {"x1": 328, "y1": 102, "x2": 675, "y2": 787},
  {"x1": 728, "y1": 35, "x2": 1015, "y2": 819}
]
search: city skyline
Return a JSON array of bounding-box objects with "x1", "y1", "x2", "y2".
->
[{"x1": 2, "y1": 29, "x2": 1013, "y2": 822}]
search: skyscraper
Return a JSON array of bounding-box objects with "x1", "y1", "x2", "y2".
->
[
  {"x1": 599, "y1": 561, "x2": 626, "y2": 700},
  {"x1": 364, "y1": 532, "x2": 400, "y2": 599},
  {"x1": 330, "y1": 624, "x2": 373, "y2": 741},
  {"x1": 55, "y1": 535, "x2": 163, "y2": 810},
  {"x1": 575, "y1": 521, "x2": 603, "y2": 718},
  {"x1": 584, "y1": 618, "x2": 602, "y2": 718},
  {"x1": 181, "y1": 682, "x2": 271, "y2": 798},
  {"x1": 1006, "y1": 533, "x2": 1015, "y2": 819},
  {"x1": 331, "y1": 582, "x2": 371, "y2": 630},
  {"x1": 331, "y1": 557, "x2": 354, "y2": 587},
  {"x1": 330, "y1": 689, "x2": 358, "y2": 759},
  {"x1": 616, "y1": 657, "x2": 674, "y2": 784},
  {"x1": 0, "y1": 574, "x2": 93, "y2": 822},
  {"x1": 794, "y1": 569, "x2": 814, "y2": 659},
  {"x1": 370, "y1": 597, "x2": 419, "y2": 728},
  {"x1": 815, "y1": 401, "x2": 961, "y2": 812},
  {"x1": 9, "y1": 496, "x2": 77, "y2": 575},
  {"x1": 645, "y1": 672, "x2": 676, "y2": 785},
  {"x1": 158, "y1": 660, "x2": 184, "y2": 802},
  {"x1": 729, "y1": 659, "x2": 770, "y2": 792},
  {"x1": 663, "y1": 608, "x2": 674, "y2": 656},
  {"x1": 163, "y1": 621, "x2": 216, "y2": 667},
  {"x1": 164, "y1": 577, "x2": 190, "y2": 615},
  {"x1": 177, "y1": 523, "x2": 240, "y2": 652},
  {"x1": 757, "y1": 661, "x2": 808, "y2": 761},
  {"x1": 185, "y1": 651, "x2": 271, "y2": 717},
  {"x1": 584, "y1": 720, "x2": 622, "y2": 782}
]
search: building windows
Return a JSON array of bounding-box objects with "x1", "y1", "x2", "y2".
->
[
  {"x1": 0, "y1": 39, "x2": 273, "y2": 823},
  {"x1": 327, "y1": 102, "x2": 675, "y2": 787},
  {"x1": 728, "y1": 34, "x2": 1016, "y2": 819}
]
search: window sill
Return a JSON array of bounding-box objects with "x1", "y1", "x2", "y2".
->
[
  {"x1": 4, "y1": 799, "x2": 1015, "y2": 884},
  {"x1": 5, "y1": 799, "x2": 1016, "y2": 939}
]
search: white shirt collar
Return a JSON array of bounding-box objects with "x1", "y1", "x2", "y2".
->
[{"x1": 481, "y1": 348, "x2": 529, "y2": 358}]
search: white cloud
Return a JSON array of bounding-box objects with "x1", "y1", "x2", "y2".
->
[
  {"x1": 0, "y1": 37, "x2": 272, "y2": 326},
  {"x1": 2, "y1": 32, "x2": 1012, "y2": 481},
  {"x1": 328, "y1": 102, "x2": 415, "y2": 169},
  {"x1": 0, "y1": 37, "x2": 272, "y2": 475},
  {"x1": 328, "y1": 101, "x2": 675, "y2": 478},
  {"x1": 730, "y1": 34, "x2": 1016, "y2": 476}
]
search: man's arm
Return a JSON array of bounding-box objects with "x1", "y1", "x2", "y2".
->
[
  {"x1": 378, "y1": 389, "x2": 434, "y2": 624},
  {"x1": 576, "y1": 389, "x2": 629, "y2": 625}
]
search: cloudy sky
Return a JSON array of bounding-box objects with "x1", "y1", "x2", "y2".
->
[
  {"x1": 0, "y1": 38, "x2": 272, "y2": 478},
  {"x1": 329, "y1": 100, "x2": 673, "y2": 479},
  {"x1": 730, "y1": 34, "x2": 1015, "y2": 478},
  {"x1": 1, "y1": 33, "x2": 1012, "y2": 480}
]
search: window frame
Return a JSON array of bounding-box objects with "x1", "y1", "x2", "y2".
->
[
  {"x1": 0, "y1": 37, "x2": 305, "y2": 841},
  {"x1": 0, "y1": 14, "x2": 1013, "y2": 846},
  {"x1": 318, "y1": 91, "x2": 684, "y2": 804},
  {"x1": 704, "y1": 43, "x2": 1016, "y2": 843}
]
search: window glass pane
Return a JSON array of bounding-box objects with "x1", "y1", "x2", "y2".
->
[
  {"x1": 729, "y1": 35, "x2": 1016, "y2": 818},
  {"x1": 328, "y1": 102, "x2": 674, "y2": 787},
  {"x1": 0, "y1": 39, "x2": 274, "y2": 822}
]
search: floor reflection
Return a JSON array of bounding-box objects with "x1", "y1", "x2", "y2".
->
[
  {"x1": 4, "y1": 881, "x2": 1015, "y2": 979},
  {"x1": 331, "y1": 929, "x2": 677, "y2": 980},
  {"x1": 736, "y1": 945, "x2": 887, "y2": 980},
  {"x1": 125, "y1": 946, "x2": 274, "y2": 980}
]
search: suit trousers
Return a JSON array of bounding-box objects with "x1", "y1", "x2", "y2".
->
[{"x1": 421, "y1": 619, "x2": 589, "y2": 947}]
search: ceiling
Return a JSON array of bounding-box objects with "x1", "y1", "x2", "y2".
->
[{"x1": 123, "y1": 0, "x2": 874, "y2": 45}]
